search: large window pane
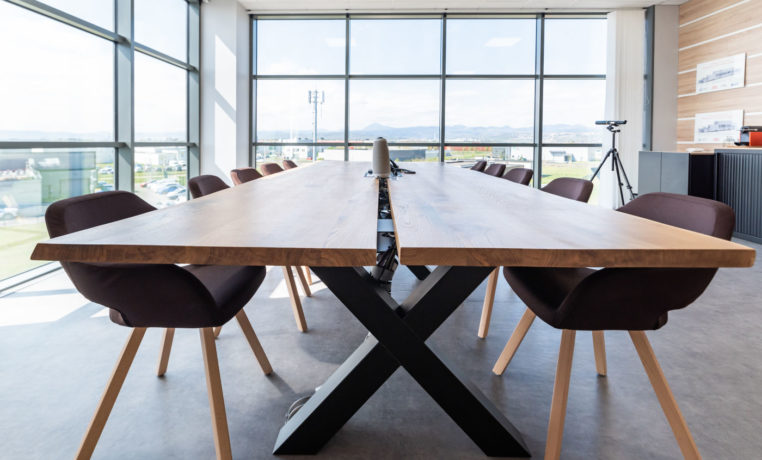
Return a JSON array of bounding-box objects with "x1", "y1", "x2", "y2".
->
[
  {"x1": 257, "y1": 20, "x2": 346, "y2": 75},
  {"x1": 349, "y1": 80, "x2": 440, "y2": 142},
  {"x1": 542, "y1": 80, "x2": 605, "y2": 144},
  {"x1": 256, "y1": 145, "x2": 344, "y2": 165},
  {"x1": 135, "y1": 53, "x2": 187, "y2": 142},
  {"x1": 0, "y1": 148, "x2": 114, "y2": 279},
  {"x1": 445, "y1": 80, "x2": 534, "y2": 143},
  {"x1": 350, "y1": 19, "x2": 440, "y2": 75},
  {"x1": 256, "y1": 80, "x2": 345, "y2": 143},
  {"x1": 544, "y1": 19, "x2": 607, "y2": 75},
  {"x1": 348, "y1": 146, "x2": 439, "y2": 162},
  {"x1": 41, "y1": 0, "x2": 114, "y2": 30},
  {"x1": 135, "y1": 0, "x2": 187, "y2": 61},
  {"x1": 0, "y1": 2, "x2": 114, "y2": 141},
  {"x1": 446, "y1": 19, "x2": 535, "y2": 75},
  {"x1": 444, "y1": 146, "x2": 533, "y2": 173},
  {"x1": 134, "y1": 147, "x2": 188, "y2": 208}
]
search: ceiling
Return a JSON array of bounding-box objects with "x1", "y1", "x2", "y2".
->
[{"x1": 240, "y1": 0, "x2": 688, "y2": 14}]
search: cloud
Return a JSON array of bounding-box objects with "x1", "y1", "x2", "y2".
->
[{"x1": 484, "y1": 37, "x2": 520, "y2": 48}]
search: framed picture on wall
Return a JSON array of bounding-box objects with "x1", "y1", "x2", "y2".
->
[
  {"x1": 694, "y1": 110, "x2": 744, "y2": 143},
  {"x1": 695, "y1": 54, "x2": 746, "y2": 94}
]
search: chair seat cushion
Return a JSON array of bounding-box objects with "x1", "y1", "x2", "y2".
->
[{"x1": 185, "y1": 264, "x2": 266, "y2": 322}]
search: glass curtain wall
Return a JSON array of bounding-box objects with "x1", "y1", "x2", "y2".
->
[
  {"x1": 0, "y1": 0, "x2": 199, "y2": 281},
  {"x1": 252, "y1": 14, "x2": 606, "y2": 178}
]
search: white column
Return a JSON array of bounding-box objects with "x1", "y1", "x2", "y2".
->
[
  {"x1": 600, "y1": 9, "x2": 645, "y2": 208},
  {"x1": 200, "y1": 0, "x2": 250, "y2": 184}
]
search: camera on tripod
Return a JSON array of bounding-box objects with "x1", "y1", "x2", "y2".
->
[
  {"x1": 595, "y1": 120, "x2": 627, "y2": 132},
  {"x1": 591, "y1": 120, "x2": 635, "y2": 204}
]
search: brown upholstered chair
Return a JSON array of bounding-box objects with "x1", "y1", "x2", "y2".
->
[
  {"x1": 492, "y1": 193, "x2": 733, "y2": 459},
  {"x1": 259, "y1": 162, "x2": 284, "y2": 176},
  {"x1": 504, "y1": 167, "x2": 533, "y2": 186},
  {"x1": 470, "y1": 160, "x2": 487, "y2": 172},
  {"x1": 477, "y1": 176, "x2": 594, "y2": 338},
  {"x1": 46, "y1": 191, "x2": 271, "y2": 460},
  {"x1": 190, "y1": 174, "x2": 311, "y2": 334},
  {"x1": 282, "y1": 159, "x2": 298, "y2": 170},
  {"x1": 230, "y1": 167, "x2": 262, "y2": 185},
  {"x1": 483, "y1": 163, "x2": 506, "y2": 177}
]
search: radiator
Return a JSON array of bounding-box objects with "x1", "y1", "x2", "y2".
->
[{"x1": 715, "y1": 149, "x2": 762, "y2": 243}]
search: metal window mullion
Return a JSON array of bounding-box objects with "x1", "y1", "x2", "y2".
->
[
  {"x1": 6, "y1": 0, "x2": 121, "y2": 42},
  {"x1": 344, "y1": 14, "x2": 350, "y2": 161},
  {"x1": 251, "y1": 18, "x2": 257, "y2": 167},
  {"x1": 532, "y1": 14, "x2": 545, "y2": 188},
  {"x1": 135, "y1": 43, "x2": 195, "y2": 71},
  {"x1": 115, "y1": 0, "x2": 134, "y2": 192},
  {"x1": 187, "y1": 1, "x2": 200, "y2": 181},
  {"x1": 439, "y1": 14, "x2": 447, "y2": 162}
]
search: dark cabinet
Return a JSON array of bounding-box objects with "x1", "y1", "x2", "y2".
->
[{"x1": 638, "y1": 151, "x2": 714, "y2": 199}]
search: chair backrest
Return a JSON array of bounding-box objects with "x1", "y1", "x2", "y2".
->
[
  {"x1": 282, "y1": 160, "x2": 298, "y2": 170},
  {"x1": 618, "y1": 192, "x2": 735, "y2": 240},
  {"x1": 541, "y1": 177, "x2": 593, "y2": 203},
  {"x1": 470, "y1": 160, "x2": 487, "y2": 172},
  {"x1": 189, "y1": 175, "x2": 229, "y2": 199},
  {"x1": 260, "y1": 163, "x2": 284, "y2": 176},
  {"x1": 483, "y1": 163, "x2": 506, "y2": 178},
  {"x1": 230, "y1": 167, "x2": 262, "y2": 185},
  {"x1": 44, "y1": 192, "x2": 206, "y2": 327},
  {"x1": 504, "y1": 167, "x2": 533, "y2": 186},
  {"x1": 568, "y1": 193, "x2": 737, "y2": 330}
]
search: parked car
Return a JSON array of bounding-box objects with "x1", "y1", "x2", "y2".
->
[
  {"x1": 157, "y1": 183, "x2": 183, "y2": 195},
  {"x1": 147, "y1": 179, "x2": 178, "y2": 191},
  {"x1": 0, "y1": 205, "x2": 18, "y2": 220},
  {"x1": 98, "y1": 167, "x2": 114, "y2": 175},
  {"x1": 165, "y1": 187, "x2": 187, "y2": 200}
]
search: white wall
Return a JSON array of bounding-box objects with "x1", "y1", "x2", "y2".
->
[
  {"x1": 652, "y1": 5, "x2": 679, "y2": 152},
  {"x1": 200, "y1": 0, "x2": 250, "y2": 184},
  {"x1": 601, "y1": 9, "x2": 645, "y2": 208}
]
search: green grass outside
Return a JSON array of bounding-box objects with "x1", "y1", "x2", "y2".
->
[{"x1": 0, "y1": 221, "x2": 49, "y2": 280}]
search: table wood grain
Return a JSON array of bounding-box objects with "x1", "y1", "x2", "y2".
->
[
  {"x1": 389, "y1": 162, "x2": 755, "y2": 268},
  {"x1": 32, "y1": 161, "x2": 379, "y2": 267}
]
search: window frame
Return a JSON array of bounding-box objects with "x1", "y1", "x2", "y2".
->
[
  {"x1": 251, "y1": 12, "x2": 606, "y2": 182},
  {"x1": 0, "y1": 0, "x2": 199, "y2": 283}
]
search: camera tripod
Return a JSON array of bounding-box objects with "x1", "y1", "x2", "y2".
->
[{"x1": 591, "y1": 121, "x2": 635, "y2": 204}]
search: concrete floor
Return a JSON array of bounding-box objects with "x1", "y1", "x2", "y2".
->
[{"x1": 1, "y1": 241, "x2": 760, "y2": 459}]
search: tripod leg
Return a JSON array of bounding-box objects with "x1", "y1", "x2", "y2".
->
[
  {"x1": 613, "y1": 155, "x2": 625, "y2": 206},
  {"x1": 612, "y1": 150, "x2": 636, "y2": 201},
  {"x1": 590, "y1": 149, "x2": 613, "y2": 182}
]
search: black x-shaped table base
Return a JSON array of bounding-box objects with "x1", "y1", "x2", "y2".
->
[{"x1": 272, "y1": 265, "x2": 530, "y2": 457}]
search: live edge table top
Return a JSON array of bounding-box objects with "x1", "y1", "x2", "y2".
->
[{"x1": 32, "y1": 161, "x2": 755, "y2": 269}]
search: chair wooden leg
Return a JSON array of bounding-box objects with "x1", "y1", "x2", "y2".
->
[
  {"x1": 492, "y1": 308, "x2": 536, "y2": 375},
  {"x1": 235, "y1": 310, "x2": 272, "y2": 375},
  {"x1": 213, "y1": 326, "x2": 222, "y2": 338},
  {"x1": 295, "y1": 265, "x2": 312, "y2": 297},
  {"x1": 76, "y1": 327, "x2": 146, "y2": 460},
  {"x1": 304, "y1": 266, "x2": 313, "y2": 285},
  {"x1": 592, "y1": 330, "x2": 607, "y2": 376},
  {"x1": 545, "y1": 330, "x2": 576, "y2": 460},
  {"x1": 282, "y1": 266, "x2": 308, "y2": 332},
  {"x1": 478, "y1": 268, "x2": 499, "y2": 339},
  {"x1": 156, "y1": 328, "x2": 174, "y2": 377},
  {"x1": 200, "y1": 328, "x2": 233, "y2": 460},
  {"x1": 629, "y1": 331, "x2": 701, "y2": 460}
]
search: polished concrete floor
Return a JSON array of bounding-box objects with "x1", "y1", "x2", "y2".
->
[{"x1": 1, "y1": 241, "x2": 761, "y2": 459}]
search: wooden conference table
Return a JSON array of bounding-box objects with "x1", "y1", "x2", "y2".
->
[{"x1": 32, "y1": 161, "x2": 755, "y2": 457}]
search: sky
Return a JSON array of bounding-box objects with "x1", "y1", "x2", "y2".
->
[
  {"x1": 0, "y1": 0, "x2": 187, "y2": 141},
  {"x1": 0, "y1": 3, "x2": 606, "y2": 143}
]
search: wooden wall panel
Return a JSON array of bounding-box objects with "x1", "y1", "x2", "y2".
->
[
  {"x1": 678, "y1": 86, "x2": 762, "y2": 118},
  {"x1": 676, "y1": 0, "x2": 762, "y2": 151},
  {"x1": 678, "y1": 26, "x2": 762, "y2": 72},
  {"x1": 679, "y1": 0, "x2": 741, "y2": 25},
  {"x1": 679, "y1": 2, "x2": 760, "y2": 49}
]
